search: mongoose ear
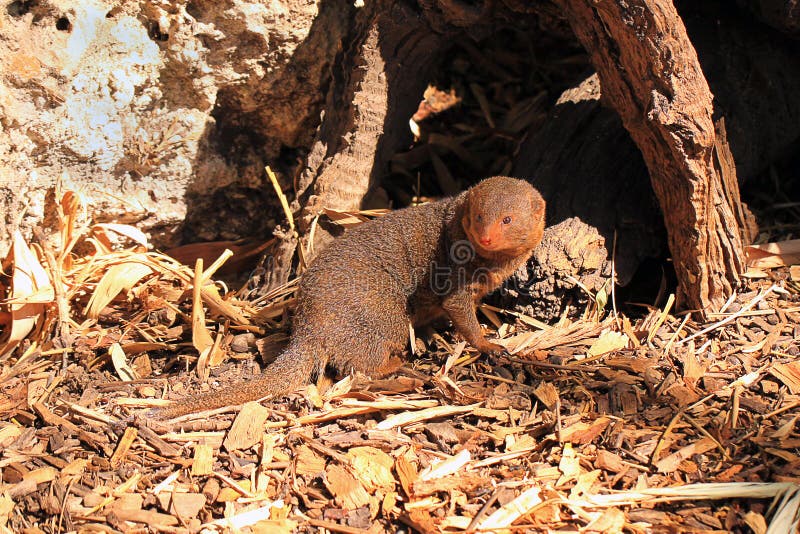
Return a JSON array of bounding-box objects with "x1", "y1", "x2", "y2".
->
[
  {"x1": 462, "y1": 191, "x2": 474, "y2": 219},
  {"x1": 530, "y1": 191, "x2": 545, "y2": 217},
  {"x1": 461, "y1": 195, "x2": 471, "y2": 231}
]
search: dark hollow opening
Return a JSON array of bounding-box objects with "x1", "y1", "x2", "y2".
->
[
  {"x1": 55, "y1": 16, "x2": 71, "y2": 31},
  {"x1": 7, "y1": 0, "x2": 35, "y2": 17}
]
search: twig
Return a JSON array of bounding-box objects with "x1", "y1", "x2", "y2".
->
[
  {"x1": 465, "y1": 487, "x2": 504, "y2": 533},
  {"x1": 677, "y1": 285, "x2": 776, "y2": 344},
  {"x1": 33, "y1": 227, "x2": 71, "y2": 372}
]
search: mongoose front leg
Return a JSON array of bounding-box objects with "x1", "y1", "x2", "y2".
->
[{"x1": 442, "y1": 289, "x2": 503, "y2": 354}]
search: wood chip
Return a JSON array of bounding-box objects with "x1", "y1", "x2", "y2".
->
[
  {"x1": 533, "y1": 382, "x2": 559, "y2": 411},
  {"x1": 191, "y1": 443, "x2": 214, "y2": 476},
  {"x1": 418, "y1": 449, "x2": 471, "y2": 481},
  {"x1": 157, "y1": 492, "x2": 206, "y2": 519},
  {"x1": 223, "y1": 401, "x2": 270, "y2": 451},
  {"x1": 295, "y1": 444, "x2": 327, "y2": 477},
  {"x1": 110, "y1": 426, "x2": 137, "y2": 468},
  {"x1": 6, "y1": 155, "x2": 800, "y2": 532},
  {"x1": 376, "y1": 403, "x2": 479, "y2": 430},
  {"x1": 477, "y1": 486, "x2": 542, "y2": 530},
  {"x1": 583, "y1": 507, "x2": 626, "y2": 534},
  {"x1": 770, "y1": 362, "x2": 800, "y2": 394},
  {"x1": 346, "y1": 447, "x2": 395, "y2": 492},
  {"x1": 655, "y1": 437, "x2": 718, "y2": 473},
  {"x1": 324, "y1": 463, "x2": 372, "y2": 511}
]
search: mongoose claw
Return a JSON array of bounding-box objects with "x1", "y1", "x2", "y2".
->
[{"x1": 476, "y1": 340, "x2": 504, "y2": 355}]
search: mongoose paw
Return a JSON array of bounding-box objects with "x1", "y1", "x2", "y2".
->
[
  {"x1": 475, "y1": 340, "x2": 504, "y2": 355},
  {"x1": 374, "y1": 355, "x2": 405, "y2": 377}
]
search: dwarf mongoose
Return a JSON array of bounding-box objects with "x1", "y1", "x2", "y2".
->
[{"x1": 152, "y1": 176, "x2": 545, "y2": 419}]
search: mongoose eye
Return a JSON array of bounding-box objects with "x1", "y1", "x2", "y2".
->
[
  {"x1": 476, "y1": 214, "x2": 483, "y2": 222},
  {"x1": 502, "y1": 216, "x2": 512, "y2": 225}
]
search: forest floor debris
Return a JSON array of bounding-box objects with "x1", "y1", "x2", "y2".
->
[{"x1": 1, "y1": 186, "x2": 800, "y2": 533}]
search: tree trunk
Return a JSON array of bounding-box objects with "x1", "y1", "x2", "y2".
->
[{"x1": 557, "y1": 0, "x2": 747, "y2": 317}]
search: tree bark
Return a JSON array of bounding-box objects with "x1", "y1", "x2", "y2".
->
[{"x1": 557, "y1": 0, "x2": 747, "y2": 317}]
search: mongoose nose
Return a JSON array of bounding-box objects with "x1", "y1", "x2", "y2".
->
[{"x1": 479, "y1": 237, "x2": 492, "y2": 246}]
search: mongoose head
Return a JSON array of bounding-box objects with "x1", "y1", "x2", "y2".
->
[{"x1": 462, "y1": 176, "x2": 546, "y2": 259}]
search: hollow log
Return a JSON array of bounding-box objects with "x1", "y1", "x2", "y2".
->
[
  {"x1": 556, "y1": 0, "x2": 747, "y2": 317},
  {"x1": 515, "y1": 1, "x2": 800, "y2": 317}
]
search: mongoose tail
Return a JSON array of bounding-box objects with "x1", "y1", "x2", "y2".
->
[{"x1": 151, "y1": 345, "x2": 318, "y2": 420}]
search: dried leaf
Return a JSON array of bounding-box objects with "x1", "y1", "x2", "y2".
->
[
  {"x1": 0, "y1": 232, "x2": 53, "y2": 359},
  {"x1": 110, "y1": 343, "x2": 138, "y2": 381},
  {"x1": 191, "y1": 260, "x2": 214, "y2": 377},
  {"x1": 745, "y1": 239, "x2": 800, "y2": 268},
  {"x1": 587, "y1": 330, "x2": 629, "y2": 357},
  {"x1": 92, "y1": 223, "x2": 149, "y2": 248},
  {"x1": 85, "y1": 260, "x2": 154, "y2": 319},
  {"x1": 744, "y1": 511, "x2": 767, "y2": 534},
  {"x1": 322, "y1": 207, "x2": 370, "y2": 228},
  {"x1": 266, "y1": 166, "x2": 295, "y2": 232}
]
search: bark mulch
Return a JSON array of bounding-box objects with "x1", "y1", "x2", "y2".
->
[{"x1": 1, "y1": 188, "x2": 800, "y2": 533}]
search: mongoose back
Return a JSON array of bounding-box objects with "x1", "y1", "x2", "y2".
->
[{"x1": 152, "y1": 176, "x2": 545, "y2": 419}]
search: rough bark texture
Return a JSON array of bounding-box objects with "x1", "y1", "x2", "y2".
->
[
  {"x1": 502, "y1": 217, "x2": 613, "y2": 320},
  {"x1": 682, "y1": 1, "x2": 800, "y2": 182},
  {"x1": 297, "y1": 2, "x2": 446, "y2": 246},
  {"x1": 257, "y1": 0, "x2": 518, "y2": 292},
  {"x1": 507, "y1": 75, "x2": 658, "y2": 320},
  {"x1": 557, "y1": 0, "x2": 746, "y2": 316},
  {"x1": 252, "y1": 1, "x2": 456, "y2": 292}
]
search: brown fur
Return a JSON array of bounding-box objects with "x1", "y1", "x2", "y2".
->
[{"x1": 152, "y1": 176, "x2": 545, "y2": 419}]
